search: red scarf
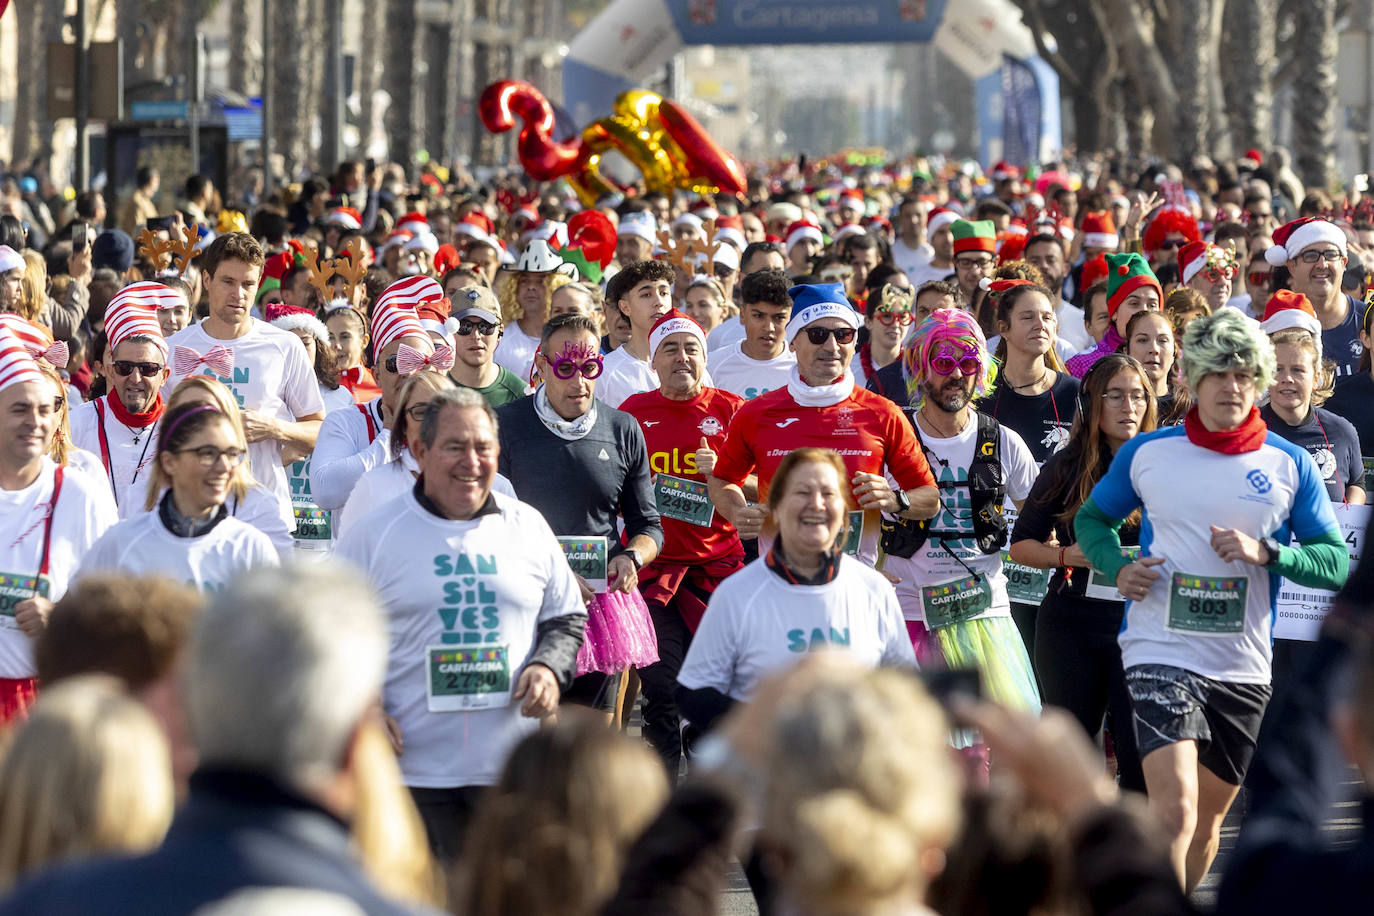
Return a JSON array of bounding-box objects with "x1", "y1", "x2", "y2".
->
[
  {"x1": 340, "y1": 366, "x2": 382, "y2": 405},
  {"x1": 1183, "y1": 405, "x2": 1267, "y2": 454},
  {"x1": 107, "y1": 392, "x2": 164, "y2": 429}
]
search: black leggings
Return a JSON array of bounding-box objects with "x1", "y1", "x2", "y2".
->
[
  {"x1": 637, "y1": 600, "x2": 693, "y2": 778},
  {"x1": 1034, "y1": 594, "x2": 1145, "y2": 793}
]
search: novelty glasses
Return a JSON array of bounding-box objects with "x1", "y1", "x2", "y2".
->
[{"x1": 929, "y1": 342, "x2": 982, "y2": 377}]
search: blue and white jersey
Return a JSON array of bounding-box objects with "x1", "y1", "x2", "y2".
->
[{"x1": 1089, "y1": 425, "x2": 1338, "y2": 683}]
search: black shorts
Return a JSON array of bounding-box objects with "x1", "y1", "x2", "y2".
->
[{"x1": 1125, "y1": 663, "x2": 1271, "y2": 785}]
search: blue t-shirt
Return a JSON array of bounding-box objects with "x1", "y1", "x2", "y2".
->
[
  {"x1": 1259, "y1": 405, "x2": 1364, "y2": 501},
  {"x1": 1321, "y1": 293, "x2": 1365, "y2": 380}
]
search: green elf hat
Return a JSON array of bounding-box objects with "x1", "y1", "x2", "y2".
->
[
  {"x1": 1105, "y1": 252, "x2": 1162, "y2": 319},
  {"x1": 950, "y1": 219, "x2": 997, "y2": 256}
]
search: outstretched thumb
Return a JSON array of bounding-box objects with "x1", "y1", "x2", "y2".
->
[{"x1": 1139, "y1": 555, "x2": 1167, "y2": 567}]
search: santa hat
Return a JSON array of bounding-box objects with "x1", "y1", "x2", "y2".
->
[
  {"x1": 1080, "y1": 211, "x2": 1118, "y2": 250},
  {"x1": 838, "y1": 189, "x2": 866, "y2": 212},
  {"x1": 1142, "y1": 208, "x2": 1200, "y2": 254},
  {"x1": 371, "y1": 277, "x2": 442, "y2": 352},
  {"x1": 326, "y1": 207, "x2": 362, "y2": 230},
  {"x1": 403, "y1": 233, "x2": 439, "y2": 254},
  {"x1": 989, "y1": 161, "x2": 1019, "y2": 181},
  {"x1": 978, "y1": 277, "x2": 1034, "y2": 302},
  {"x1": 648, "y1": 307, "x2": 708, "y2": 358},
  {"x1": 104, "y1": 281, "x2": 178, "y2": 356},
  {"x1": 1178, "y1": 241, "x2": 1226, "y2": 286},
  {"x1": 713, "y1": 214, "x2": 746, "y2": 251},
  {"x1": 378, "y1": 230, "x2": 415, "y2": 256},
  {"x1": 1241, "y1": 148, "x2": 1263, "y2": 168},
  {"x1": 997, "y1": 229, "x2": 1028, "y2": 264},
  {"x1": 689, "y1": 201, "x2": 720, "y2": 222},
  {"x1": 1259, "y1": 289, "x2": 1323, "y2": 344},
  {"x1": 0, "y1": 325, "x2": 45, "y2": 394},
  {"x1": 1105, "y1": 252, "x2": 1162, "y2": 319},
  {"x1": 1082, "y1": 253, "x2": 1109, "y2": 291},
  {"x1": 766, "y1": 202, "x2": 803, "y2": 227},
  {"x1": 951, "y1": 219, "x2": 997, "y2": 255},
  {"x1": 397, "y1": 212, "x2": 430, "y2": 235},
  {"x1": 267, "y1": 302, "x2": 330, "y2": 348},
  {"x1": 784, "y1": 219, "x2": 824, "y2": 253},
  {"x1": 454, "y1": 212, "x2": 496, "y2": 246},
  {"x1": 0, "y1": 246, "x2": 23, "y2": 275},
  {"x1": 416, "y1": 297, "x2": 456, "y2": 344},
  {"x1": 784, "y1": 282, "x2": 859, "y2": 341},
  {"x1": 1265, "y1": 217, "x2": 1347, "y2": 267},
  {"x1": 617, "y1": 211, "x2": 657, "y2": 244},
  {"x1": 527, "y1": 220, "x2": 570, "y2": 249},
  {"x1": 927, "y1": 207, "x2": 959, "y2": 234},
  {"x1": 833, "y1": 224, "x2": 867, "y2": 243},
  {"x1": 434, "y1": 244, "x2": 462, "y2": 276},
  {"x1": 0, "y1": 314, "x2": 67, "y2": 367}
]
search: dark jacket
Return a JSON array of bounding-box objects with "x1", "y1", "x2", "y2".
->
[{"x1": 0, "y1": 768, "x2": 437, "y2": 916}]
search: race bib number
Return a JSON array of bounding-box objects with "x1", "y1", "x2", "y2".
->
[
  {"x1": 426, "y1": 644, "x2": 512, "y2": 712},
  {"x1": 654, "y1": 474, "x2": 714, "y2": 527},
  {"x1": 1001, "y1": 552, "x2": 1051, "y2": 604},
  {"x1": 1167, "y1": 572, "x2": 1248, "y2": 635},
  {"x1": 840, "y1": 510, "x2": 864, "y2": 557},
  {"x1": 0, "y1": 572, "x2": 48, "y2": 627},
  {"x1": 558, "y1": 536, "x2": 608, "y2": 592},
  {"x1": 1084, "y1": 546, "x2": 1142, "y2": 601},
  {"x1": 922, "y1": 574, "x2": 993, "y2": 629},
  {"x1": 292, "y1": 506, "x2": 333, "y2": 542}
]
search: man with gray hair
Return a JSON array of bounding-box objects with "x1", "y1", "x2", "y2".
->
[
  {"x1": 0, "y1": 564, "x2": 432, "y2": 915},
  {"x1": 335, "y1": 386, "x2": 587, "y2": 862}
]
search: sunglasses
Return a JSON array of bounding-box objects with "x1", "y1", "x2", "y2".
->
[
  {"x1": 112, "y1": 360, "x2": 165, "y2": 378},
  {"x1": 1203, "y1": 266, "x2": 1236, "y2": 283},
  {"x1": 456, "y1": 320, "x2": 500, "y2": 337},
  {"x1": 802, "y1": 326, "x2": 858, "y2": 345},
  {"x1": 874, "y1": 309, "x2": 914, "y2": 326},
  {"x1": 542, "y1": 351, "x2": 604, "y2": 379},
  {"x1": 1153, "y1": 239, "x2": 1184, "y2": 251},
  {"x1": 1247, "y1": 271, "x2": 1272, "y2": 286},
  {"x1": 929, "y1": 343, "x2": 982, "y2": 376}
]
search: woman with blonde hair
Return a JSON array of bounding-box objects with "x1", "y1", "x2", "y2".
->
[
  {"x1": 158, "y1": 375, "x2": 293, "y2": 558},
  {"x1": 0, "y1": 675, "x2": 174, "y2": 891},
  {"x1": 33, "y1": 361, "x2": 105, "y2": 483},
  {"x1": 455, "y1": 714, "x2": 669, "y2": 916}
]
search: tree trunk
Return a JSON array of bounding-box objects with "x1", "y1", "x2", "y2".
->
[
  {"x1": 356, "y1": 0, "x2": 388, "y2": 158},
  {"x1": 1099, "y1": 0, "x2": 1179, "y2": 155},
  {"x1": 384, "y1": 0, "x2": 420, "y2": 174},
  {"x1": 302, "y1": 0, "x2": 325, "y2": 171},
  {"x1": 1174, "y1": 0, "x2": 1210, "y2": 164},
  {"x1": 1292, "y1": 0, "x2": 1338, "y2": 189},
  {"x1": 228, "y1": 0, "x2": 249, "y2": 95},
  {"x1": 12, "y1": 2, "x2": 64, "y2": 171},
  {"x1": 1222, "y1": 0, "x2": 1276, "y2": 154}
]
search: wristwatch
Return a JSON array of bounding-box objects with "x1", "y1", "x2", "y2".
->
[
  {"x1": 1260, "y1": 536, "x2": 1282, "y2": 567},
  {"x1": 892, "y1": 488, "x2": 912, "y2": 515},
  {"x1": 622, "y1": 548, "x2": 644, "y2": 570}
]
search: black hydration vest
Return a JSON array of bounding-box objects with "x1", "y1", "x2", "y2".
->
[{"x1": 880, "y1": 410, "x2": 1008, "y2": 559}]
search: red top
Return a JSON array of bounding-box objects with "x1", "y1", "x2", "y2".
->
[
  {"x1": 621, "y1": 386, "x2": 745, "y2": 565},
  {"x1": 714, "y1": 384, "x2": 936, "y2": 503}
]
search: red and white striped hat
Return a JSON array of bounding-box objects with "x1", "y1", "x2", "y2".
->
[
  {"x1": 103, "y1": 282, "x2": 177, "y2": 356},
  {"x1": 0, "y1": 314, "x2": 67, "y2": 366},
  {"x1": 0, "y1": 324, "x2": 46, "y2": 394},
  {"x1": 371, "y1": 277, "x2": 444, "y2": 352},
  {"x1": 326, "y1": 207, "x2": 363, "y2": 230},
  {"x1": 784, "y1": 219, "x2": 824, "y2": 253}
]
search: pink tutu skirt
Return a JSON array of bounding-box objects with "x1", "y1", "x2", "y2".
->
[{"x1": 576, "y1": 588, "x2": 660, "y2": 676}]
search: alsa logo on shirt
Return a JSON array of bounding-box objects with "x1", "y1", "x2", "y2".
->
[
  {"x1": 787, "y1": 627, "x2": 851, "y2": 652},
  {"x1": 698, "y1": 416, "x2": 723, "y2": 436},
  {"x1": 776, "y1": 417, "x2": 800, "y2": 428},
  {"x1": 651, "y1": 449, "x2": 700, "y2": 476}
]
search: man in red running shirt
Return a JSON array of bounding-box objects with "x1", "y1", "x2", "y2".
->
[
  {"x1": 710, "y1": 282, "x2": 939, "y2": 566},
  {"x1": 621, "y1": 309, "x2": 748, "y2": 775}
]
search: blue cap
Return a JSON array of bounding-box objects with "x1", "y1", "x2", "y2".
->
[
  {"x1": 17, "y1": 177, "x2": 37, "y2": 194},
  {"x1": 91, "y1": 229, "x2": 135, "y2": 272},
  {"x1": 787, "y1": 281, "x2": 852, "y2": 311}
]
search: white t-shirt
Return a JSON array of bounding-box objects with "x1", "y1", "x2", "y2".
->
[
  {"x1": 78, "y1": 508, "x2": 279, "y2": 591},
  {"x1": 0, "y1": 458, "x2": 117, "y2": 677},
  {"x1": 905, "y1": 260, "x2": 954, "y2": 289},
  {"x1": 336, "y1": 451, "x2": 515, "y2": 538},
  {"x1": 69, "y1": 396, "x2": 159, "y2": 518},
  {"x1": 164, "y1": 319, "x2": 326, "y2": 506},
  {"x1": 310, "y1": 397, "x2": 388, "y2": 511},
  {"x1": 320, "y1": 384, "x2": 355, "y2": 413},
  {"x1": 65, "y1": 448, "x2": 111, "y2": 496},
  {"x1": 884, "y1": 415, "x2": 1038, "y2": 623},
  {"x1": 1056, "y1": 300, "x2": 1094, "y2": 351},
  {"x1": 891, "y1": 238, "x2": 935, "y2": 278},
  {"x1": 678, "y1": 556, "x2": 915, "y2": 702},
  {"x1": 333, "y1": 489, "x2": 584, "y2": 788},
  {"x1": 707, "y1": 343, "x2": 795, "y2": 401},
  {"x1": 493, "y1": 323, "x2": 539, "y2": 382},
  {"x1": 707, "y1": 318, "x2": 746, "y2": 352}
]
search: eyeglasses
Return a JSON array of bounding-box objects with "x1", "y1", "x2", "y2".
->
[
  {"x1": 456, "y1": 320, "x2": 500, "y2": 337},
  {"x1": 1247, "y1": 270, "x2": 1272, "y2": 286},
  {"x1": 1298, "y1": 249, "x2": 1344, "y2": 264},
  {"x1": 929, "y1": 343, "x2": 982, "y2": 376},
  {"x1": 542, "y1": 351, "x2": 604, "y2": 380},
  {"x1": 112, "y1": 360, "x2": 165, "y2": 378},
  {"x1": 819, "y1": 267, "x2": 853, "y2": 282},
  {"x1": 955, "y1": 257, "x2": 994, "y2": 271},
  {"x1": 1203, "y1": 266, "x2": 1236, "y2": 283},
  {"x1": 174, "y1": 446, "x2": 247, "y2": 467},
  {"x1": 1153, "y1": 239, "x2": 1183, "y2": 251},
  {"x1": 1102, "y1": 391, "x2": 1150, "y2": 408},
  {"x1": 405, "y1": 403, "x2": 432, "y2": 423},
  {"x1": 802, "y1": 326, "x2": 858, "y2": 345},
  {"x1": 873, "y1": 309, "x2": 914, "y2": 326}
]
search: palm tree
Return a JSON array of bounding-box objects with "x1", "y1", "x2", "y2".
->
[{"x1": 1292, "y1": 0, "x2": 1337, "y2": 189}]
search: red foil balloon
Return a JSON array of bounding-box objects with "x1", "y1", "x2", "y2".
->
[
  {"x1": 478, "y1": 80, "x2": 583, "y2": 181},
  {"x1": 658, "y1": 99, "x2": 747, "y2": 195}
]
